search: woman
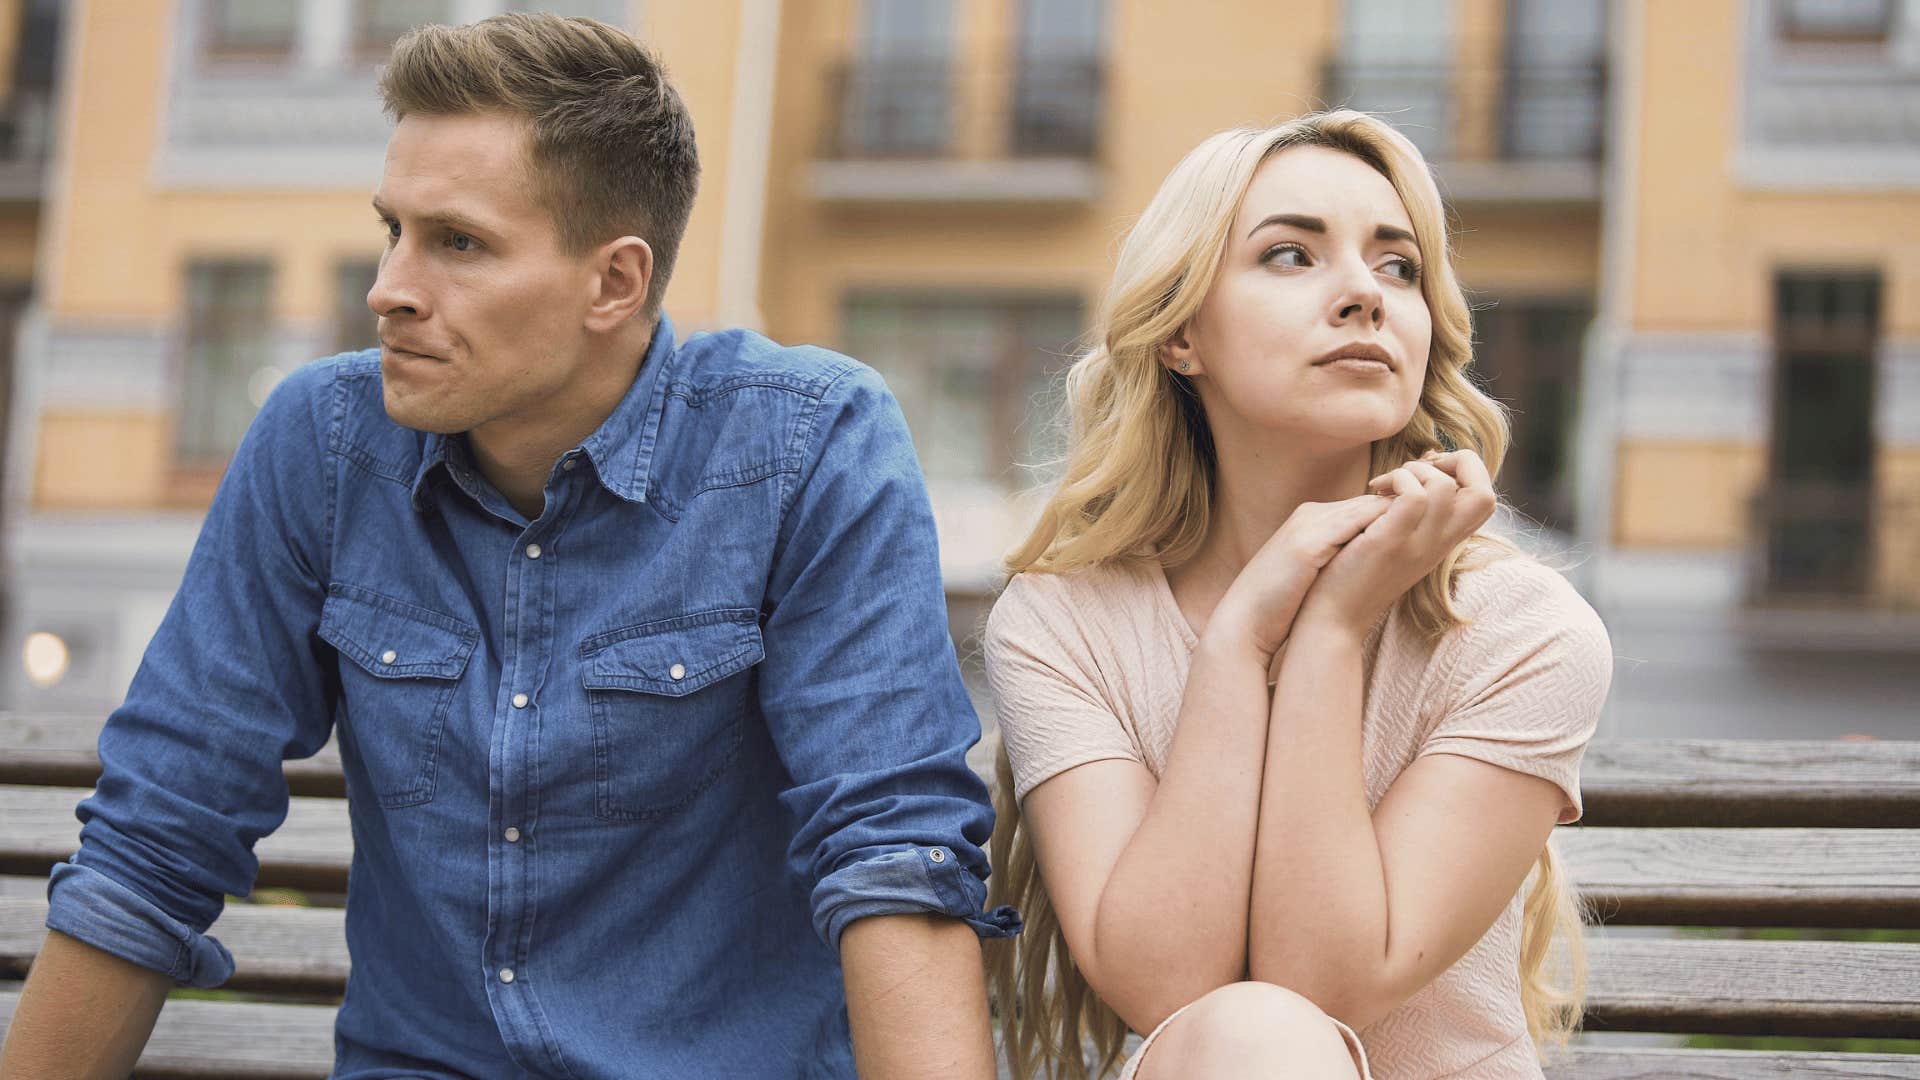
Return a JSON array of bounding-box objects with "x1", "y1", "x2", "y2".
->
[{"x1": 983, "y1": 110, "x2": 1613, "y2": 1079}]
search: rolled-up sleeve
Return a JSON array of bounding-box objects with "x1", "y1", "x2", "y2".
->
[
  {"x1": 45, "y1": 361, "x2": 339, "y2": 987},
  {"x1": 757, "y1": 359, "x2": 1020, "y2": 952}
]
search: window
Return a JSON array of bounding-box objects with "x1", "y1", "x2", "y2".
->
[
  {"x1": 335, "y1": 259, "x2": 382, "y2": 355},
  {"x1": 1012, "y1": 0, "x2": 1104, "y2": 156},
  {"x1": 177, "y1": 260, "x2": 275, "y2": 465},
  {"x1": 1776, "y1": 0, "x2": 1894, "y2": 44},
  {"x1": 357, "y1": 0, "x2": 452, "y2": 58},
  {"x1": 836, "y1": 0, "x2": 955, "y2": 156},
  {"x1": 1501, "y1": 0, "x2": 1606, "y2": 161},
  {"x1": 1761, "y1": 271, "x2": 1881, "y2": 597},
  {"x1": 1470, "y1": 297, "x2": 1592, "y2": 533},
  {"x1": 843, "y1": 295, "x2": 1081, "y2": 488},
  {"x1": 204, "y1": 0, "x2": 299, "y2": 61},
  {"x1": 1329, "y1": 0, "x2": 1456, "y2": 159}
]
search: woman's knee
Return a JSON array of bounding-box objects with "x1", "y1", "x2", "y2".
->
[{"x1": 1141, "y1": 981, "x2": 1359, "y2": 1080}]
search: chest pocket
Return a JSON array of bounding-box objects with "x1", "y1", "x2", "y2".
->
[
  {"x1": 581, "y1": 608, "x2": 764, "y2": 822},
  {"x1": 318, "y1": 584, "x2": 479, "y2": 808}
]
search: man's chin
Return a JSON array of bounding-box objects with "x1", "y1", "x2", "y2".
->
[{"x1": 381, "y1": 390, "x2": 466, "y2": 435}]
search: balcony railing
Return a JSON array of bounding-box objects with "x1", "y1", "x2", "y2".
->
[
  {"x1": 0, "y1": 90, "x2": 55, "y2": 202},
  {"x1": 1320, "y1": 58, "x2": 1605, "y2": 164},
  {"x1": 1745, "y1": 64, "x2": 1920, "y2": 153},
  {"x1": 1747, "y1": 482, "x2": 1879, "y2": 602},
  {"x1": 821, "y1": 55, "x2": 1104, "y2": 160}
]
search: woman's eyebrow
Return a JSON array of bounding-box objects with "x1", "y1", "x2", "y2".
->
[
  {"x1": 1246, "y1": 213, "x2": 1325, "y2": 239},
  {"x1": 1245, "y1": 213, "x2": 1418, "y2": 247}
]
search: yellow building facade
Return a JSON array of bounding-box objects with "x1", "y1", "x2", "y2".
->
[
  {"x1": 5, "y1": 0, "x2": 1910, "y2": 711},
  {"x1": 1601, "y1": 0, "x2": 1920, "y2": 608}
]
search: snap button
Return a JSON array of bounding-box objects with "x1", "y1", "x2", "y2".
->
[
  {"x1": 504, "y1": 827, "x2": 521, "y2": 843},
  {"x1": 512, "y1": 693, "x2": 528, "y2": 709},
  {"x1": 929, "y1": 848, "x2": 947, "y2": 864},
  {"x1": 669, "y1": 663, "x2": 686, "y2": 681},
  {"x1": 498, "y1": 968, "x2": 515, "y2": 984},
  {"x1": 525, "y1": 543, "x2": 542, "y2": 559},
  {"x1": 380, "y1": 650, "x2": 397, "y2": 665}
]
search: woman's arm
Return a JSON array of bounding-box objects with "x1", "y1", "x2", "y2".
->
[
  {"x1": 1243, "y1": 451, "x2": 1567, "y2": 1028},
  {"x1": 1245, "y1": 615, "x2": 1563, "y2": 1029},
  {"x1": 1011, "y1": 496, "x2": 1391, "y2": 1032},
  {"x1": 1019, "y1": 625, "x2": 1275, "y2": 1032}
]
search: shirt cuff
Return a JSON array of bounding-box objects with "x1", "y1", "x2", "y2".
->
[
  {"x1": 44, "y1": 859, "x2": 235, "y2": 988},
  {"x1": 811, "y1": 846, "x2": 1023, "y2": 952}
]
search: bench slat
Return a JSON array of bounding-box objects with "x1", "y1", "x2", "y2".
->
[
  {"x1": 1585, "y1": 938, "x2": 1920, "y2": 1038},
  {"x1": 0, "y1": 892, "x2": 349, "y2": 993},
  {"x1": 7, "y1": 722, "x2": 1917, "y2": 829},
  {"x1": 1579, "y1": 740, "x2": 1920, "y2": 828},
  {"x1": 4, "y1": 992, "x2": 1919, "y2": 1080},
  {"x1": 0, "y1": 713, "x2": 344, "y2": 797},
  {"x1": 0, "y1": 787, "x2": 352, "y2": 892},
  {"x1": 5, "y1": 888, "x2": 1916, "y2": 1038},
  {"x1": 1544, "y1": 1047, "x2": 1920, "y2": 1079},
  {"x1": 1559, "y1": 827, "x2": 1920, "y2": 927},
  {"x1": 5, "y1": 784, "x2": 1916, "y2": 926},
  {"x1": 0, "y1": 991, "x2": 335, "y2": 1079}
]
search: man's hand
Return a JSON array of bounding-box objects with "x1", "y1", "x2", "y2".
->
[
  {"x1": 840, "y1": 913, "x2": 995, "y2": 1080},
  {"x1": 0, "y1": 929, "x2": 172, "y2": 1078}
]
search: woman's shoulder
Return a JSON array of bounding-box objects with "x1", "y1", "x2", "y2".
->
[
  {"x1": 1451, "y1": 551, "x2": 1603, "y2": 628},
  {"x1": 993, "y1": 560, "x2": 1161, "y2": 621},
  {"x1": 987, "y1": 560, "x2": 1168, "y2": 656},
  {"x1": 1437, "y1": 550, "x2": 1613, "y2": 677}
]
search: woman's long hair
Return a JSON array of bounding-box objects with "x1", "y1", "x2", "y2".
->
[{"x1": 986, "y1": 110, "x2": 1587, "y2": 1078}]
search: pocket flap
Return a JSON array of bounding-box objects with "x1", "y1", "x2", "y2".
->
[
  {"x1": 319, "y1": 584, "x2": 478, "y2": 681},
  {"x1": 582, "y1": 608, "x2": 764, "y2": 697}
]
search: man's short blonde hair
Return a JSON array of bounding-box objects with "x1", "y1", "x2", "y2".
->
[{"x1": 378, "y1": 12, "x2": 700, "y2": 318}]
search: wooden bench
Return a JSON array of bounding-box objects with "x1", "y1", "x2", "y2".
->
[{"x1": 1, "y1": 716, "x2": 1916, "y2": 1077}]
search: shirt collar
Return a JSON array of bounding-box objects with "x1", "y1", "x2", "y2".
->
[{"x1": 410, "y1": 314, "x2": 676, "y2": 509}]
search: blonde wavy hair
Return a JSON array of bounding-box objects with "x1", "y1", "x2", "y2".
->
[{"x1": 987, "y1": 110, "x2": 1587, "y2": 1078}]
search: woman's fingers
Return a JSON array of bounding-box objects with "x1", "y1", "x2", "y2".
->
[
  {"x1": 1371, "y1": 464, "x2": 1428, "y2": 536},
  {"x1": 1401, "y1": 459, "x2": 1456, "y2": 495}
]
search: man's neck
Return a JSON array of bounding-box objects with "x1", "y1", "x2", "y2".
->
[{"x1": 467, "y1": 328, "x2": 654, "y2": 520}]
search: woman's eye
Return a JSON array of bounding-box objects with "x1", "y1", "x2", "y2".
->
[
  {"x1": 381, "y1": 219, "x2": 399, "y2": 241},
  {"x1": 1385, "y1": 257, "x2": 1422, "y2": 284},
  {"x1": 1263, "y1": 243, "x2": 1309, "y2": 267}
]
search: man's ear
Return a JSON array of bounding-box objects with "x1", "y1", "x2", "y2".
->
[
  {"x1": 1159, "y1": 325, "x2": 1202, "y2": 376},
  {"x1": 584, "y1": 236, "x2": 654, "y2": 332}
]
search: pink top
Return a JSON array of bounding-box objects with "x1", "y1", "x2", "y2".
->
[{"x1": 984, "y1": 554, "x2": 1613, "y2": 1079}]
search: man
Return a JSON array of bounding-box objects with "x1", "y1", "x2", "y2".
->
[{"x1": 0, "y1": 13, "x2": 1014, "y2": 1078}]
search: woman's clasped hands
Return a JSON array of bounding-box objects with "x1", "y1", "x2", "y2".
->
[{"x1": 1218, "y1": 449, "x2": 1499, "y2": 659}]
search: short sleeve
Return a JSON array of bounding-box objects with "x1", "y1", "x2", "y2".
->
[
  {"x1": 984, "y1": 572, "x2": 1146, "y2": 801},
  {"x1": 1417, "y1": 559, "x2": 1613, "y2": 824}
]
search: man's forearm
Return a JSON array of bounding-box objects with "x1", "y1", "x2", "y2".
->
[
  {"x1": 840, "y1": 912, "x2": 995, "y2": 1080},
  {"x1": 0, "y1": 929, "x2": 172, "y2": 1078}
]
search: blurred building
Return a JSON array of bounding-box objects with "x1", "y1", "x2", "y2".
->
[
  {"x1": 1, "y1": 0, "x2": 1915, "y2": 714},
  {"x1": 1588, "y1": 0, "x2": 1920, "y2": 622}
]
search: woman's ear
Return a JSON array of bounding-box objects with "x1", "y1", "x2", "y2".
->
[{"x1": 1159, "y1": 326, "x2": 1202, "y2": 376}]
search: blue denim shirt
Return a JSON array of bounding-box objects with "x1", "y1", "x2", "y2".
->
[{"x1": 46, "y1": 317, "x2": 1018, "y2": 1079}]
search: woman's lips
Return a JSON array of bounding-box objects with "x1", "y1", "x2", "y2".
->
[{"x1": 1315, "y1": 356, "x2": 1393, "y2": 375}]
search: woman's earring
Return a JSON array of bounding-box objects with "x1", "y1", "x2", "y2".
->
[{"x1": 1177, "y1": 360, "x2": 1190, "y2": 372}]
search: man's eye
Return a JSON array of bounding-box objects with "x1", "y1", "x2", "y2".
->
[
  {"x1": 382, "y1": 219, "x2": 400, "y2": 240},
  {"x1": 449, "y1": 233, "x2": 474, "y2": 252}
]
